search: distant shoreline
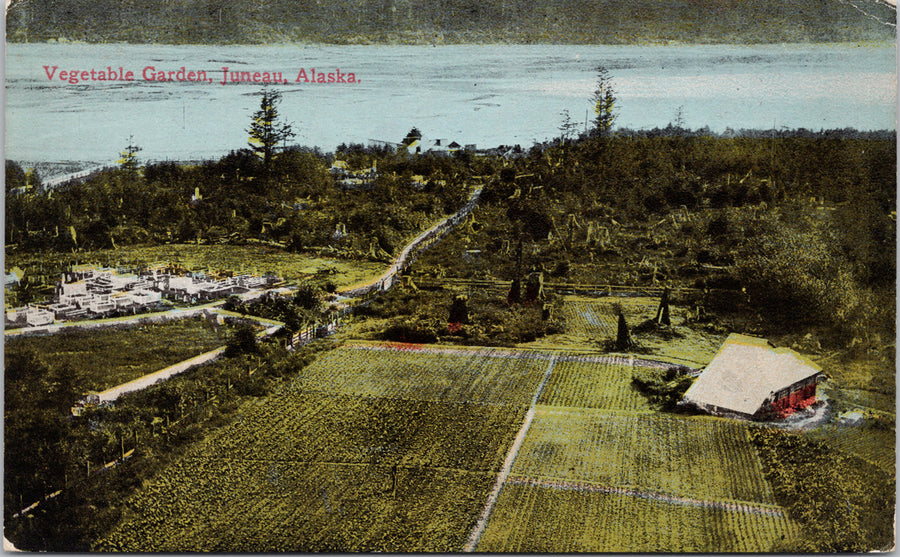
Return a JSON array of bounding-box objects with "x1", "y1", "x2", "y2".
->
[{"x1": 11, "y1": 128, "x2": 897, "y2": 183}]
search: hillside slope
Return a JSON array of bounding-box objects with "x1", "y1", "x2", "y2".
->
[{"x1": 6, "y1": 0, "x2": 896, "y2": 44}]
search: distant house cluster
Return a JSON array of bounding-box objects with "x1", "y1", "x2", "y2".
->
[
  {"x1": 403, "y1": 137, "x2": 474, "y2": 156},
  {"x1": 331, "y1": 135, "x2": 523, "y2": 191},
  {"x1": 401, "y1": 137, "x2": 526, "y2": 159},
  {"x1": 5, "y1": 266, "x2": 280, "y2": 328}
]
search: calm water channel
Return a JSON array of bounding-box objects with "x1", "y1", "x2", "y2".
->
[{"x1": 5, "y1": 42, "x2": 896, "y2": 163}]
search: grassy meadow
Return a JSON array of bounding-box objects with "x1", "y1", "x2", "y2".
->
[{"x1": 5, "y1": 317, "x2": 238, "y2": 392}]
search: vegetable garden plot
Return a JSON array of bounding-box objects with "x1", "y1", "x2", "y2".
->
[
  {"x1": 537, "y1": 359, "x2": 651, "y2": 411},
  {"x1": 96, "y1": 390, "x2": 528, "y2": 551},
  {"x1": 510, "y1": 408, "x2": 777, "y2": 505},
  {"x1": 476, "y1": 484, "x2": 799, "y2": 553},
  {"x1": 195, "y1": 393, "x2": 527, "y2": 472},
  {"x1": 283, "y1": 346, "x2": 548, "y2": 406},
  {"x1": 98, "y1": 459, "x2": 495, "y2": 552}
]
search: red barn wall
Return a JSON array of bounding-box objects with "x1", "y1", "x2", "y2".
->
[{"x1": 769, "y1": 382, "x2": 817, "y2": 418}]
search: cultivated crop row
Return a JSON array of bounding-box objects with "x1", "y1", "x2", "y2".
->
[
  {"x1": 809, "y1": 424, "x2": 895, "y2": 473},
  {"x1": 511, "y1": 408, "x2": 776, "y2": 504},
  {"x1": 537, "y1": 360, "x2": 651, "y2": 411},
  {"x1": 196, "y1": 392, "x2": 527, "y2": 471},
  {"x1": 282, "y1": 345, "x2": 549, "y2": 406},
  {"x1": 96, "y1": 383, "x2": 529, "y2": 551},
  {"x1": 98, "y1": 458, "x2": 495, "y2": 552},
  {"x1": 477, "y1": 484, "x2": 799, "y2": 552}
]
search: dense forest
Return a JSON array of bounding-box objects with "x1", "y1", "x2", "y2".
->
[
  {"x1": 6, "y1": 145, "x2": 473, "y2": 259},
  {"x1": 6, "y1": 0, "x2": 896, "y2": 44},
  {"x1": 316, "y1": 129, "x2": 893, "y2": 352}
]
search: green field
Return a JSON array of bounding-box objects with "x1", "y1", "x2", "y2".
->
[
  {"x1": 4, "y1": 317, "x2": 236, "y2": 391},
  {"x1": 472, "y1": 335, "x2": 793, "y2": 552},
  {"x1": 100, "y1": 454, "x2": 495, "y2": 552},
  {"x1": 561, "y1": 297, "x2": 621, "y2": 338},
  {"x1": 537, "y1": 359, "x2": 651, "y2": 411},
  {"x1": 91, "y1": 341, "x2": 880, "y2": 552},
  {"x1": 477, "y1": 484, "x2": 798, "y2": 553},
  {"x1": 199, "y1": 393, "x2": 526, "y2": 472},
  {"x1": 528, "y1": 296, "x2": 723, "y2": 366},
  {"x1": 558, "y1": 296, "x2": 659, "y2": 342},
  {"x1": 809, "y1": 423, "x2": 895, "y2": 474},
  {"x1": 286, "y1": 343, "x2": 551, "y2": 404},
  {"x1": 95, "y1": 346, "x2": 538, "y2": 551},
  {"x1": 510, "y1": 408, "x2": 776, "y2": 504}
]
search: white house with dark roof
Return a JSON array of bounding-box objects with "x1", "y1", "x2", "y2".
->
[{"x1": 682, "y1": 333, "x2": 823, "y2": 420}]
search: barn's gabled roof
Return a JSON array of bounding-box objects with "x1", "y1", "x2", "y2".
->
[{"x1": 682, "y1": 333, "x2": 822, "y2": 416}]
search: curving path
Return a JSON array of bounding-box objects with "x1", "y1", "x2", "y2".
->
[
  {"x1": 69, "y1": 184, "x2": 484, "y2": 405},
  {"x1": 338, "y1": 185, "x2": 482, "y2": 298}
]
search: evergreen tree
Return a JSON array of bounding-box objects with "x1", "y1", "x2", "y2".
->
[
  {"x1": 247, "y1": 90, "x2": 295, "y2": 169},
  {"x1": 558, "y1": 109, "x2": 578, "y2": 142},
  {"x1": 590, "y1": 65, "x2": 617, "y2": 138},
  {"x1": 655, "y1": 286, "x2": 671, "y2": 326},
  {"x1": 117, "y1": 136, "x2": 142, "y2": 174},
  {"x1": 615, "y1": 311, "x2": 634, "y2": 351},
  {"x1": 402, "y1": 127, "x2": 422, "y2": 145}
]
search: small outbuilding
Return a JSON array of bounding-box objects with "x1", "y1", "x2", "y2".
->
[{"x1": 682, "y1": 333, "x2": 823, "y2": 420}]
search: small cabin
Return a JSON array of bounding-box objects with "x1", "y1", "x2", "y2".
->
[{"x1": 682, "y1": 333, "x2": 823, "y2": 420}]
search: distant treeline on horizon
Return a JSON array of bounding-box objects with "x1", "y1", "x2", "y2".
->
[
  {"x1": 8, "y1": 127, "x2": 897, "y2": 179},
  {"x1": 6, "y1": 0, "x2": 896, "y2": 44},
  {"x1": 608, "y1": 127, "x2": 897, "y2": 141}
]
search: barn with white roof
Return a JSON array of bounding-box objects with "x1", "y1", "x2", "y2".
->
[{"x1": 682, "y1": 333, "x2": 823, "y2": 420}]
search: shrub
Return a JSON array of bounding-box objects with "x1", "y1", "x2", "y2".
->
[
  {"x1": 224, "y1": 324, "x2": 259, "y2": 357},
  {"x1": 631, "y1": 367, "x2": 694, "y2": 411},
  {"x1": 381, "y1": 319, "x2": 440, "y2": 343}
]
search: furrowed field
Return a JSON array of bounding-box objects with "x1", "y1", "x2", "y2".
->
[
  {"x1": 533, "y1": 296, "x2": 724, "y2": 366},
  {"x1": 96, "y1": 339, "x2": 806, "y2": 552},
  {"x1": 537, "y1": 358, "x2": 651, "y2": 411},
  {"x1": 562, "y1": 297, "x2": 621, "y2": 338},
  {"x1": 511, "y1": 408, "x2": 776, "y2": 504},
  {"x1": 477, "y1": 484, "x2": 797, "y2": 553},
  {"x1": 96, "y1": 344, "x2": 548, "y2": 551},
  {"x1": 285, "y1": 342, "x2": 552, "y2": 403},
  {"x1": 475, "y1": 405, "x2": 797, "y2": 552},
  {"x1": 561, "y1": 296, "x2": 663, "y2": 338},
  {"x1": 470, "y1": 336, "x2": 797, "y2": 552}
]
